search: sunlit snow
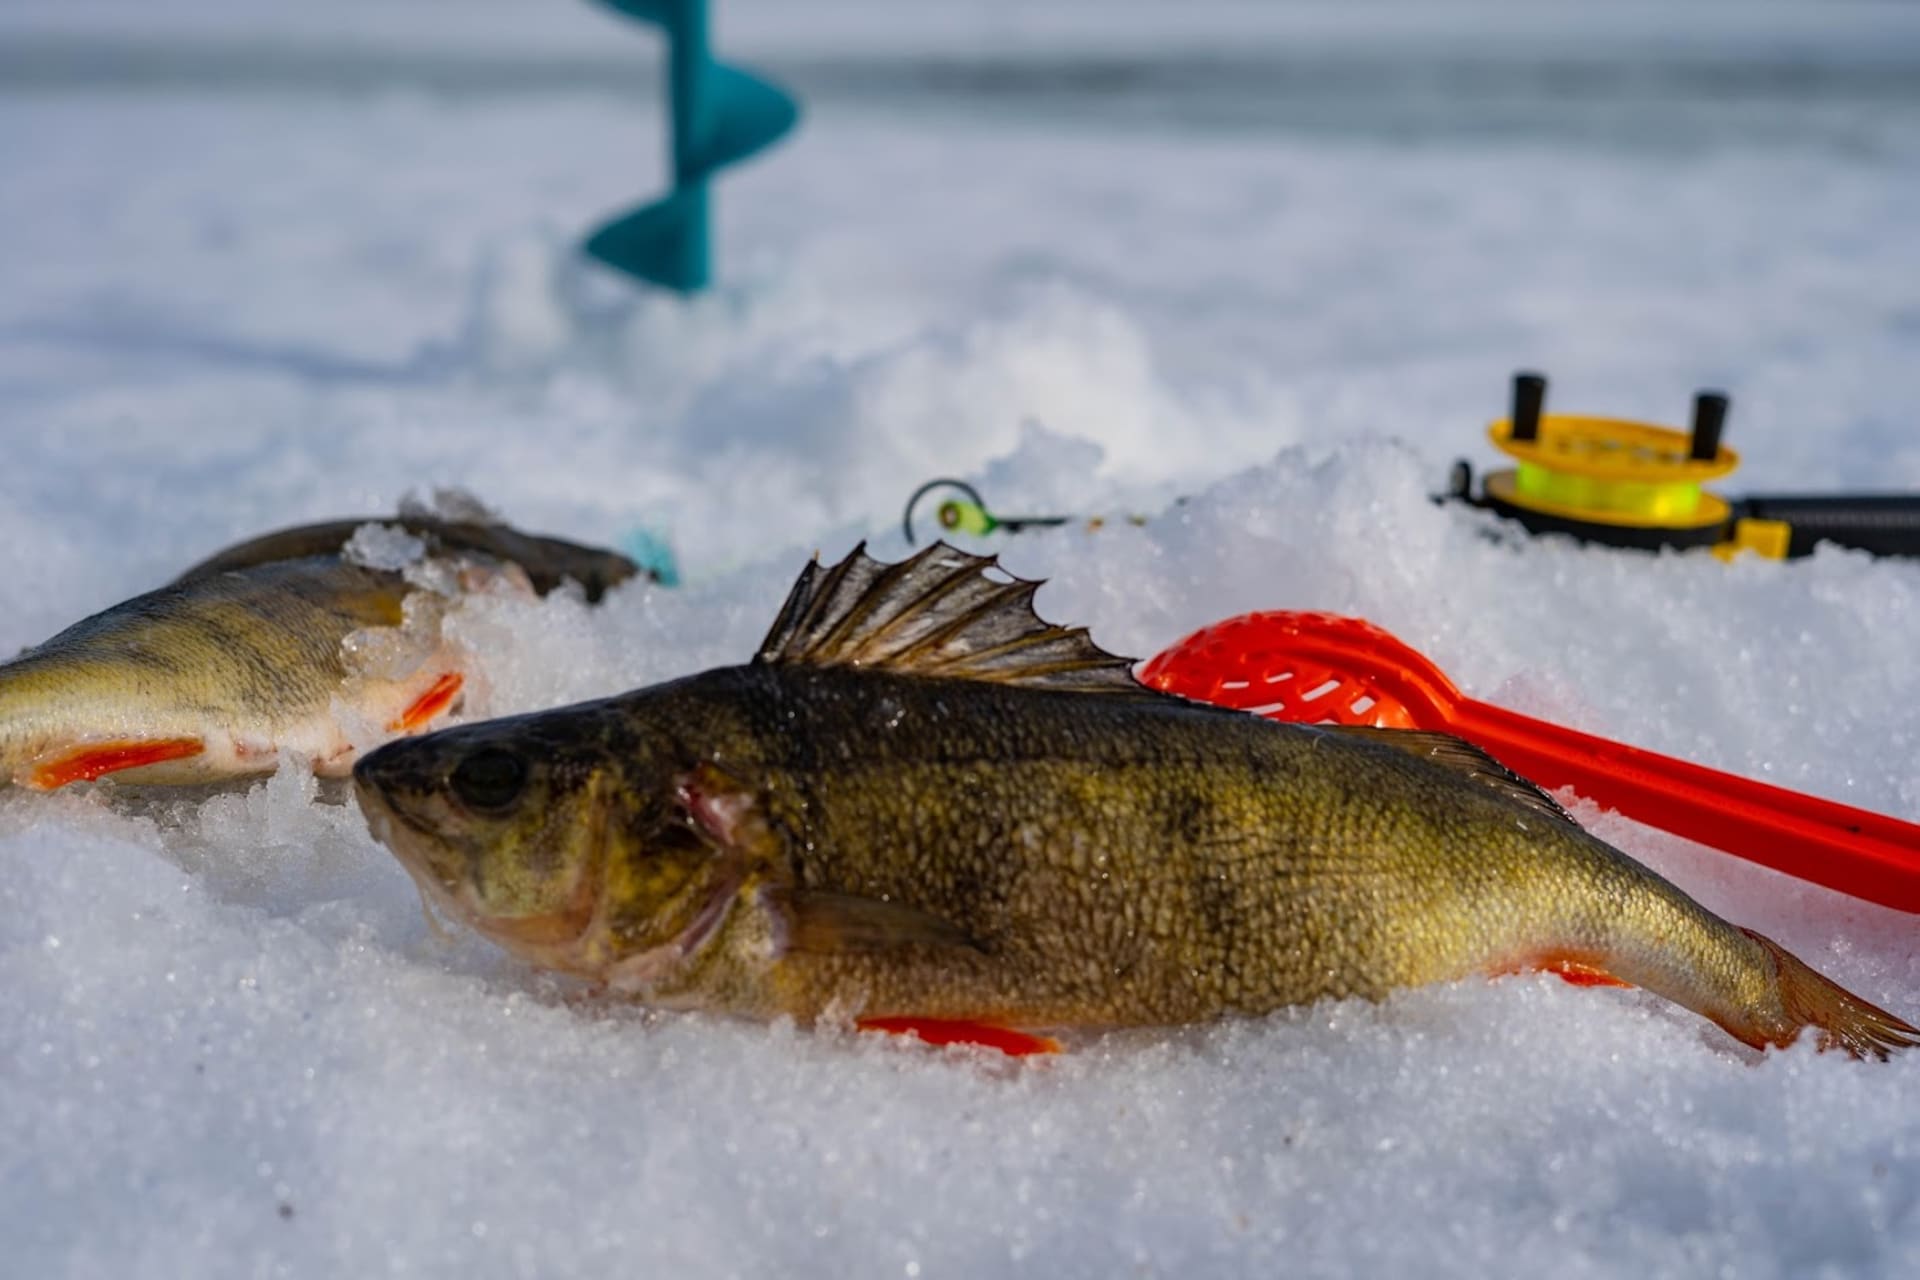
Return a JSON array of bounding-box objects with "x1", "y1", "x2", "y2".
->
[{"x1": 5, "y1": 2, "x2": 1920, "y2": 1276}]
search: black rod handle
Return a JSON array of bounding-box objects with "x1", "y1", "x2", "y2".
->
[{"x1": 1736, "y1": 494, "x2": 1920, "y2": 559}]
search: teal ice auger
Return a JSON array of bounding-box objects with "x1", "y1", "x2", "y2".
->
[{"x1": 582, "y1": 0, "x2": 799, "y2": 293}]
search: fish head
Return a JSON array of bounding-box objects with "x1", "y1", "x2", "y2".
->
[{"x1": 352, "y1": 706, "x2": 650, "y2": 965}]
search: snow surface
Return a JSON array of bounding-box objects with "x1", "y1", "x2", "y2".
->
[{"x1": 5, "y1": 1, "x2": 1920, "y2": 1275}]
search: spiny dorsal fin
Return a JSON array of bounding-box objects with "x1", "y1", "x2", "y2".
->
[
  {"x1": 755, "y1": 542, "x2": 1146, "y2": 694},
  {"x1": 1323, "y1": 726, "x2": 1580, "y2": 829}
]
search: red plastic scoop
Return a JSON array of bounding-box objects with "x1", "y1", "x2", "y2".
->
[{"x1": 1140, "y1": 611, "x2": 1920, "y2": 914}]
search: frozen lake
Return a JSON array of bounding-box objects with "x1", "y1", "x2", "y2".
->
[{"x1": 4, "y1": 2, "x2": 1920, "y2": 1275}]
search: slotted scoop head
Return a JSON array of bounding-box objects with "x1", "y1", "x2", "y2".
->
[
  {"x1": 1141, "y1": 610, "x2": 1920, "y2": 914},
  {"x1": 1137, "y1": 611, "x2": 1458, "y2": 729}
]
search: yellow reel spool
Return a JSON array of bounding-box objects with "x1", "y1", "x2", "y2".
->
[
  {"x1": 1485, "y1": 413, "x2": 1739, "y2": 531},
  {"x1": 1463, "y1": 375, "x2": 1920, "y2": 561}
]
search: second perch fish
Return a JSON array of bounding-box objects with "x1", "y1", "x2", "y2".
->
[
  {"x1": 0, "y1": 516, "x2": 637, "y2": 790},
  {"x1": 355, "y1": 543, "x2": 1917, "y2": 1058}
]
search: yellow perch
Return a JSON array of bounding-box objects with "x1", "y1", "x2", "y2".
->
[
  {"x1": 1, "y1": 510, "x2": 641, "y2": 791},
  {"x1": 0, "y1": 556, "x2": 476, "y2": 789},
  {"x1": 353, "y1": 543, "x2": 1917, "y2": 1059}
]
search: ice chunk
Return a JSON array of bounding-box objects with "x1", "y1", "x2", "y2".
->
[{"x1": 340, "y1": 521, "x2": 428, "y2": 573}]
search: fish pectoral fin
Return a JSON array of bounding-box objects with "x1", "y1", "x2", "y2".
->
[
  {"x1": 28, "y1": 737, "x2": 206, "y2": 790},
  {"x1": 1492, "y1": 950, "x2": 1634, "y2": 989},
  {"x1": 1321, "y1": 726, "x2": 1578, "y2": 828},
  {"x1": 753, "y1": 541, "x2": 1151, "y2": 696},
  {"x1": 856, "y1": 1016, "x2": 1060, "y2": 1057},
  {"x1": 388, "y1": 671, "x2": 465, "y2": 732},
  {"x1": 782, "y1": 889, "x2": 984, "y2": 957},
  {"x1": 1544, "y1": 960, "x2": 1633, "y2": 989}
]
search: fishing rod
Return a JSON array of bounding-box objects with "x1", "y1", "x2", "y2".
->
[{"x1": 901, "y1": 479, "x2": 1075, "y2": 545}]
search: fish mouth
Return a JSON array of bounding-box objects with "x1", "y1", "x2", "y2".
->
[
  {"x1": 355, "y1": 784, "x2": 476, "y2": 926},
  {"x1": 354, "y1": 778, "x2": 453, "y2": 875},
  {"x1": 394, "y1": 854, "x2": 466, "y2": 945},
  {"x1": 381, "y1": 827, "x2": 601, "y2": 962}
]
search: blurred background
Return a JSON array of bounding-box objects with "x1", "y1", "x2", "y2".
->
[{"x1": 3, "y1": 0, "x2": 1918, "y2": 586}]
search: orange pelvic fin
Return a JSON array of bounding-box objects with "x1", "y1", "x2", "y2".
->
[
  {"x1": 388, "y1": 672, "x2": 464, "y2": 732},
  {"x1": 1547, "y1": 961, "x2": 1634, "y2": 990},
  {"x1": 29, "y1": 737, "x2": 206, "y2": 790},
  {"x1": 1734, "y1": 928, "x2": 1920, "y2": 1060},
  {"x1": 857, "y1": 1016, "x2": 1061, "y2": 1057}
]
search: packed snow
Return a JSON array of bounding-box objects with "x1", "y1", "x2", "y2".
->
[{"x1": 5, "y1": 1, "x2": 1920, "y2": 1276}]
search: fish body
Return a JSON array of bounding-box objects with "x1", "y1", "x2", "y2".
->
[
  {"x1": 354, "y1": 543, "x2": 1918, "y2": 1057},
  {"x1": 175, "y1": 515, "x2": 643, "y2": 601},
  {"x1": 0, "y1": 556, "x2": 468, "y2": 789}
]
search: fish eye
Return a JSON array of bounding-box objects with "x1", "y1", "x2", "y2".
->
[{"x1": 450, "y1": 747, "x2": 528, "y2": 813}]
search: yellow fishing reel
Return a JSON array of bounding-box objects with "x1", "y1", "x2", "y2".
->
[{"x1": 1452, "y1": 373, "x2": 1920, "y2": 559}]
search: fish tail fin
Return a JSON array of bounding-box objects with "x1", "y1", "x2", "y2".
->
[{"x1": 1733, "y1": 928, "x2": 1920, "y2": 1060}]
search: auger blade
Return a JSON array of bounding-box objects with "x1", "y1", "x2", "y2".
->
[
  {"x1": 583, "y1": 0, "x2": 801, "y2": 293},
  {"x1": 586, "y1": 188, "x2": 710, "y2": 294},
  {"x1": 699, "y1": 63, "x2": 800, "y2": 172}
]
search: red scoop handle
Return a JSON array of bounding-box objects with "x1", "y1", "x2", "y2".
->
[
  {"x1": 1142, "y1": 611, "x2": 1920, "y2": 914},
  {"x1": 1445, "y1": 698, "x2": 1920, "y2": 913}
]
